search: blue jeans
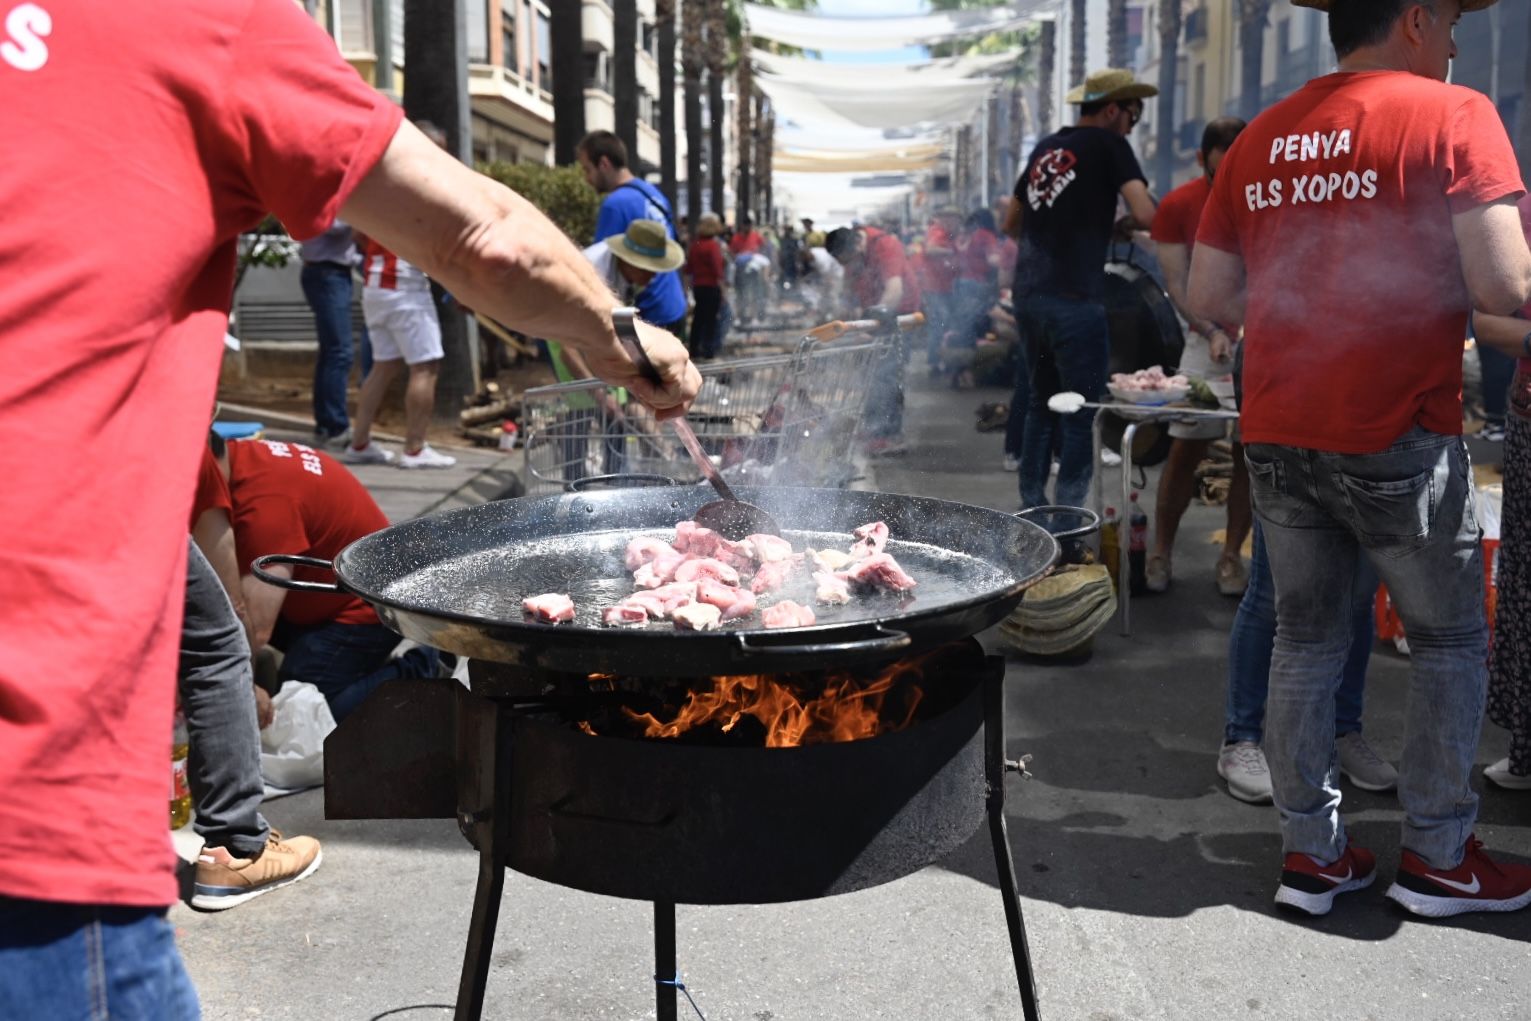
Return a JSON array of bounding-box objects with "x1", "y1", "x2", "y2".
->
[
  {"x1": 1017, "y1": 294, "x2": 1108, "y2": 509},
  {"x1": 275, "y1": 621, "x2": 439, "y2": 724},
  {"x1": 922, "y1": 291, "x2": 951, "y2": 362},
  {"x1": 1478, "y1": 342, "x2": 1515, "y2": 425},
  {"x1": 1247, "y1": 427, "x2": 1486, "y2": 870},
  {"x1": 0, "y1": 898, "x2": 199, "y2": 1020},
  {"x1": 300, "y1": 262, "x2": 356, "y2": 437},
  {"x1": 1225, "y1": 519, "x2": 1375, "y2": 745}
]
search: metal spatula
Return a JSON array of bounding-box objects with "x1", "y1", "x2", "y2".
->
[{"x1": 612, "y1": 308, "x2": 782, "y2": 541}]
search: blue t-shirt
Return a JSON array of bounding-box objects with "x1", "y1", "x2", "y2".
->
[{"x1": 595, "y1": 179, "x2": 687, "y2": 326}]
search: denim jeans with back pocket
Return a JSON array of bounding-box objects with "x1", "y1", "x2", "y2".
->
[{"x1": 1246, "y1": 427, "x2": 1486, "y2": 870}]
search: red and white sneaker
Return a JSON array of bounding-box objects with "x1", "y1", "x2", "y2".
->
[
  {"x1": 1273, "y1": 842, "x2": 1376, "y2": 916},
  {"x1": 1385, "y1": 836, "x2": 1531, "y2": 918}
]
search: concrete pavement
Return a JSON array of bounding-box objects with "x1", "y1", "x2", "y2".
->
[{"x1": 177, "y1": 381, "x2": 1531, "y2": 1020}]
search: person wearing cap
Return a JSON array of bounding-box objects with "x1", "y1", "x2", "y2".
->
[
  {"x1": 1008, "y1": 68, "x2": 1158, "y2": 511},
  {"x1": 686, "y1": 213, "x2": 729, "y2": 360},
  {"x1": 1190, "y1": 0, "x2": 1531, "y2": 919},
  {"x1": 826, "y1": 224, "x2": 923, "y2": 457}
]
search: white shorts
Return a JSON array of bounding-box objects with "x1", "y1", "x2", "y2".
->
[
  {"x1": 1169, "y1": 330, "x2": 1238, "y2": 441},
  {"x1": 362, "y1": 287, "x2": 443, "y2": 365}
]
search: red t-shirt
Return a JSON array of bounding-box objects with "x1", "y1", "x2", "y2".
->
[
  {"x1": 0, "y1": 0, "x2": 402, "y2": 908},
  {"x1": 849, "y1": 227, "x2": 921, "y2": 315},
  {"x1": 1197, "y1": 72, "x2": 1525, "y2": 453},
  {"x1": 687, "y1": 236, "x2": 726, "y2": 287},
  {"x1": 1151, "y1": 174, "x2": 1212, "y2": 253},
  {"x1": 729, "y1": 230, "x2": 764, "y2": 257},
  {"x1": 959, "y1": 228, "x2": 998, "y2": 283},
  {"x1": 199, "y1": 440, "x2": 389, "y2": 628},
  {"x1": 921, "y1": 224, "x2": 958, "y2": 295}
]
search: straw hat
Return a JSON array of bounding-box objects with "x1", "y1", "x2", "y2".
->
[
  {"x1": 1065, "y1": 68, "x2": 1159, "y2": 105},
  {"x1": 1292, "y1": 0, "x2": 1496, "y2": 9},
  {"x1": 604, "y1": 219, "x2": 684, "y2": 274}
]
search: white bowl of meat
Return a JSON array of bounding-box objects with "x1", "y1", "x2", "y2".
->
[{"x1": 1108, "y1": 367, "x2": 1190, "y2": 406}]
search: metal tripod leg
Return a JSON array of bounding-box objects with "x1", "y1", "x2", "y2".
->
[
  {"x1": 456, "y1": 848, "x2": 507, "y2": 1021},
  {"x1": 455, "y1": 685, "x2": 509, "y2": 1021},
  {"x1": 985, "y1": 665, "x2": 1042, "y2": 1021},
  {"x1": 655, "y1": 900, "x2": 678, "y2": 1021}
]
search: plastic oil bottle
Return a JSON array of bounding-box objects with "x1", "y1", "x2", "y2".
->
[
  {"x1": 170, "y1": 708, "x2": 191, "y2": 829},
  {"x1": 1099, "y1": 507, "x2": 1121, "y2": 591},
  {"x1": 1128, "y1": 492, "x2": 1149, "y2": 596}
]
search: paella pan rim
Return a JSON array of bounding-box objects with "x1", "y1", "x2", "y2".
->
[{"x1": 329, "y1": 486, "x2": 1060, "y2": 663}]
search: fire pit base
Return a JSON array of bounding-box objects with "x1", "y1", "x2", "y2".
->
[{"x1": 450, "y1": 643, "x2": 1041, "y2": 1021}]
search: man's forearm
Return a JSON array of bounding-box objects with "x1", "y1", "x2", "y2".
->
[{"x1": 1475, "y1": 310, "x2": 1531, "y2": 359}]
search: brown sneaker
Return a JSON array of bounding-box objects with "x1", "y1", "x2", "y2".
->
[{"x1": 192, "y1": 830, "x2": 322, "y2": 911}]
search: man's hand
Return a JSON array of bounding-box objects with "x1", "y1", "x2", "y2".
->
[
  {"x1": 583, "y1": 320, "x2": 701, "y2": 421},
  {"x1": 254, "y1": 685, "x2": 274, "y2": 730},
  {"x1": 1207, "y1": 328, "x2": 1233, "y2": 364}
]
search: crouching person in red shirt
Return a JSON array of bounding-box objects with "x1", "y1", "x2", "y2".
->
[{"x1": 198, "y1": 433, "x2": 440, "y2": 723}]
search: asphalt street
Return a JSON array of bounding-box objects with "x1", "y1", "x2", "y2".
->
[{"x1": 175, "y1": 374, "x2": 1531, "y2": 1021}]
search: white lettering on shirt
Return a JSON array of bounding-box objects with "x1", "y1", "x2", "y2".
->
[
  {"x1": 1246, "y1": 127, "x2": 1374, "y2": 213},
  {"x1": 259, "y1": 440, "x2": 325, "y2": 476},
  {"x1": 1, "y1": 3, "x2": 51, "y2": 72}
]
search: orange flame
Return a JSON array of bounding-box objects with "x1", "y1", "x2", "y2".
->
[{"x1": 616, "y1": 655, "x2": 927, "y2": 748}]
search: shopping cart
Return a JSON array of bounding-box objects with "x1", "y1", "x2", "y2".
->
[{"x1": 521, "y1": 316, "x2": 916, "y2": 495}]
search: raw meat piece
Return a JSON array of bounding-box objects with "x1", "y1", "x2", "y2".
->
[
  {"x1": 672, "y1": 602, "x2": 723, "y2": 631},
  {"x1": 762, "y1": 601, "x2": 816, "y2": 629},
  {"x1": 746, "y1": 533, "x2": 794, "y2": 564},
  {"x1": 522, "y1": 593, "x2": 575, "y2": 624},
  {"x1": 633, "y1": 551, "x2": 686, "y2": 589},
  {"x1": 812, "y1": 571, "x2": 852, "y2": 606},
  {"x1": 750, "y1": 557, "x2": 797, "y2": 594},
  {"x1": 837, "y1": 553, "x2": 917, "y2": 593},
  {"x1": 601, "y1": 604, "x2": 649, "y2": 627},
  {"x1": 1110, "y1": 366, "x2": 1189, "y2": 392},
  {"x1": 624, "y1": 537, "x2": 676, "y2": 572},
  {"x1": 850, "y1": 521, "x2": 889, "y2": 559},
  {"x1": 697, "y1": 579, "x2": 757, "y2": 621},
  {"x1": 674, "y1": 557, "x2": 741, "y2": 586},
  {"x1": 674, "y1": 521, "x2": 754, "y2": 571},
  {"x1": 811, "y1": 548, "x2": 854, "y2": 572}
]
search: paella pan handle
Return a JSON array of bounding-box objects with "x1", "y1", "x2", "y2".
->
[
  {"x1": 251, "y1": 554, "x2": 343, "y2": 593},
  {"x1": 733, "y1": 624, "x2": 911, "y2": 659}
]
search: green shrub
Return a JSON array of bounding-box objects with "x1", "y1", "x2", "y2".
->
[{"x1": 478, "y1": 162, "x2": 602, "y2": 248}]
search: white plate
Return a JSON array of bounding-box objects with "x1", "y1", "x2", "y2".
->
[{"x1": 1107, "y1": 384, "x2": 1189, "y2": 406}]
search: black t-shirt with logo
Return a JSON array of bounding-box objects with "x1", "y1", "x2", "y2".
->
[{"x1": 1013, "y1": 125, "x2": 1146, "y2": 301}]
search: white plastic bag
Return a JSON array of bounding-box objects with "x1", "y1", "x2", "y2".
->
[{"x1": 260, "y1": 681, "x2": 336, "y2": 797}]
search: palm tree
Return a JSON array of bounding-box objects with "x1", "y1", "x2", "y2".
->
[
  {"x1": 705, "y1": 0, "x2": 727, "y2": 217},
  {"x1": 1036, "y1": 18, "x2": 1055, "y2": 137},
  {"x1": 1070, "y1": 0, "x2": 1086, "y2": 86},
  {"x1": 757, "y1": 101, "x2": 774, "y2": 223},
  {"x1": 1154, "y1": 0, "x2": 1181, "y2": 194},
  {"x1": 1108, "y1": 0, "x2": 1129, "y2": 68},
  {"x1": 614, "y1": 0, "x2": 639, "y2": 162},
  {"x1": 736, "y1": 55, "x2": 754, "y2": 228},
  {"x1": 550, "y1": 0, "x2": 585, "y2": 164},
  {"x1": 1238, "y1": 0, "x2": 1272, "y2": 121},
  {"x1": 657, "y1": 0, "x2": 678, "y2": 208},
  {"x1": 682, "y1": 0, "x2": 706, "y2": 228}
]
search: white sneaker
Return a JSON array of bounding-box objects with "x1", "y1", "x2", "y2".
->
[
  {"x1": 1484, "y1": 757, "x2": 1531, "y2": 790},
  {"x1": 398, "y1": 444, "x2": 457, "y2": 469},
  {"x1": 1145, "y1": 555, "x2": 1170, "y2": 593},
  {"x1": 1101, "y1": 448, "x2": 1122, "y2": 467},
  {"x1": 1336, "y1": 731, "x2": 1398, "y2": 792},
  {"x1": 1002, "y1": 454, "x2": 1019, "y2": 472},
  {"x1": 1218, "y1": 741, "x2": 1273, "y2": 804},
  {"x1": 341, "y1": 441, "x2": 394, "y2": 465}
]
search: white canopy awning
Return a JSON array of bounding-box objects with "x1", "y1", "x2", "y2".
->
[
  {"x1": 756, "y1": 73, "x2": 997, "y2": 131},
  {"x1": 743, "y1": 1, "x2": 1051, "y2": 52},
  {"x1": 750, "y1": 48, "x2": 1021, "y2": 86}
]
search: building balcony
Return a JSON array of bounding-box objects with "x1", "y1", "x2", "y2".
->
[
  {"x1": 469, "y1": 63, "x2": 555, "y2": 123},
  {"x1": 582, "y1": 0, "x2": 615, "y2": 52}
]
